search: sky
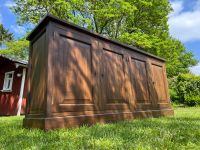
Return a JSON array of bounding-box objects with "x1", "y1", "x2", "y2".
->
[
  {"x1": 169, "y1": 0, "x2": 200, "y2": 75},
  {"x1": 0, "y1": 0, "x2": 199, "y2": 75},
  {"x1": 0, "y1": 0, "x2": 26, "y2": 37}
]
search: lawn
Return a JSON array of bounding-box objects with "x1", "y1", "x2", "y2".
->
[{"x1": 0, "y1": 107, "x2": 200, "y2": 150}]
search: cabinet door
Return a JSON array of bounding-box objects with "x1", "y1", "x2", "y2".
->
[
  {"x1": 61, "y1": 36, "x2": 92, "y2": 102},
  {"x1": 102, "y1": 49, "x2": 125, "y2": 104},
  {"x1": 130, "y1": 58, "x2": 150, "y2": 103},
  {"x1": 151, "y1": 64, "x2": 167, "y2": 102}
]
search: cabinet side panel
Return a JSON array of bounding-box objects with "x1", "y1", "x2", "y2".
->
[{"x1": 29, "y1": 33, "x2": 46, "y2": 114}]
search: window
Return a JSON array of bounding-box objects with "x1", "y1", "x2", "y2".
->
[{"x1": 2, "y1": 71, "x2": 14, "y2": 91}]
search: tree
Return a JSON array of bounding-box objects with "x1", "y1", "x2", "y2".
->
[
  {"x1": 12, "y1": 0, "x2": 170, "y2": 38},
  {"x1": 0, "y1": 38, "x2": 29, "y2": 60},
  {"x1": 11, "y1": 0, "x2": 198, "y2": 76},
  {"x1": 119, "y1": 33, "x2": 198, "y2": 77},
  {"x1": 0, "y1": 24, "x2": 13, "y2": 46}
]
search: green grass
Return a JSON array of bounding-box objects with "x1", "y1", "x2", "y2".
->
[{"x1": 0, "y1": 107, "x2": 200, "y2": 150}]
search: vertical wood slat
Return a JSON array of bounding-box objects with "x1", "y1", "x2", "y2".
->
[
  {"x1": 29, "y1": 32, "x2": 47, "y2": 115},
  {"x1": 46, "y1": 22, "x2": 53, "y2": 118},
  {"x1": 146, "y1": 60, "x2": 156, "y2": 108},
  {"x1": 123, "y1": 54, "x2": 136, "y2": 111},
  {"x1": 162, "y1": 64, "x2": 170, "y2": 102},
  {"x1": 46, "y1": 26, "x2": 61, "y2": 113},
  {"x1": 98, "y1": 41, "x2": 107, "y2": 110},
  {"x1": 25, "y1": 42, "x2": 32, "y2": 116},
  {"x1": 91, "y1": 40, "x2": 102, "y2": 110}
]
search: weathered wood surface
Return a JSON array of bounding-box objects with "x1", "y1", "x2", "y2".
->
[{"x1": 24, "y1": 15, "x2": 174, "y2": 130}]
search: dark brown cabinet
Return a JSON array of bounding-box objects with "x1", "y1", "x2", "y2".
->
[{"x1": 24, "y1": 15, "x2": 173, "y2": 130}]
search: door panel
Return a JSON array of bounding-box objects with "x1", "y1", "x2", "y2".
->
[
  {"x1": 61, "y1": 36, "x2": 92, "y2": 102},
  {"x1": 102, "y1": 49, "x2": 125, "y2": 104},
  {"x1": 152, "y1": 64, "x2": 167, "y2": 102},
  {"x1": 130, "y1": 58, "x2": 149, "y2": 103}
]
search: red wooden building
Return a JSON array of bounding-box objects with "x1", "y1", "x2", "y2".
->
[{"x1": 0, "y1": 54, "x2": 27, "y2": 116}]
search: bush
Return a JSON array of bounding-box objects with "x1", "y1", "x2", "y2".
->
[
  {"x1": 168, "y1": 77, "x2": 182, "y2": 103},
  {"x1": 185, "y1": 95, "x2": 200, "y2": 106},
  {"x1": 169, "y1": 73, "x2": 200, "y2": 106},
  {"x1": 169, "y1": 88, "x2": 179, "y2": 103}
]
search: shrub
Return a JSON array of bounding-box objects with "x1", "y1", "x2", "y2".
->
[
  {"x1": 176, "y1": 73, "x2": 200, "y2": 106},
  {"x1": 169, "y1": 88, "x2": 179, "y2": 103},
  {"x1": 168, "y1": 73, "x2": 200, "y2": 106},
  {"x1": 168, "y1": 77, "x2": 181, "y2": 103},
  {"x1": 185, "y1": 95, "x2": 200, "y2": 106}
]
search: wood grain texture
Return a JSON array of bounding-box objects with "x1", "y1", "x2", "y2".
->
[
  {"x1": 24, "y1": 15, "x2": 173, "y2": 130},
  {"x1": 29, "y1": 32, "x2": 46, "y2": 114}
]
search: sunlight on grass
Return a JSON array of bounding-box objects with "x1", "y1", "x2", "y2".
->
[{"x1": 0, "y1": 107, "x2": 200, "y2": 150}]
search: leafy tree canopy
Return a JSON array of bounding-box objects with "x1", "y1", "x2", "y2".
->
[
  {"x1": 0, "y1": 38, "x2": 29, "y2": 60},
  {"x1": 0, "y1": 24, "x2": 13, "y2": 46},
  {"x1": 11, "y1": 0, "x2": 198, "y2": 77},
  {"x1": 12, "y1": 0, "x2": 170, "y2": 38}
]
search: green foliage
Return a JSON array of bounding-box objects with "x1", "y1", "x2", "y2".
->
[
  {"x1": 0, "y1": 24, "x2": 13, "y2": 46},
  {"x1": 185, "y1": 95, "x2": 200, "y2": 106},
  {"x1": 177, "y1": 74, "x2": 200, "y2": 106},
  {"x1": 169, "y1": 88, "x2": 179, "y2": 103},
  {"x1": 168, "y1": 76, "x2": 180, "y2": 103},
  {"x1": 12, "y1": 0, "x2": 170, "y2": 38},
  {"x1": 0, "y1": 39, "x2": 29, "y2": 60},
  {"x1": 11, "y1": 0, "x2": 198, "y2": 76},
  {"x1": 169, "y1": 74, "x2": 200, "y2": 106},
  {"x1": 1, "y1": 107, "x2": 200, "y2": 149},
  {"x1": 119, "y1": 33, "x2": 198, "y2": 77}
]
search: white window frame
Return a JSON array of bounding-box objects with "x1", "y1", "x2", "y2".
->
[{"x1": 2, "y1": 71, "x2": 14, "y2": 92}]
